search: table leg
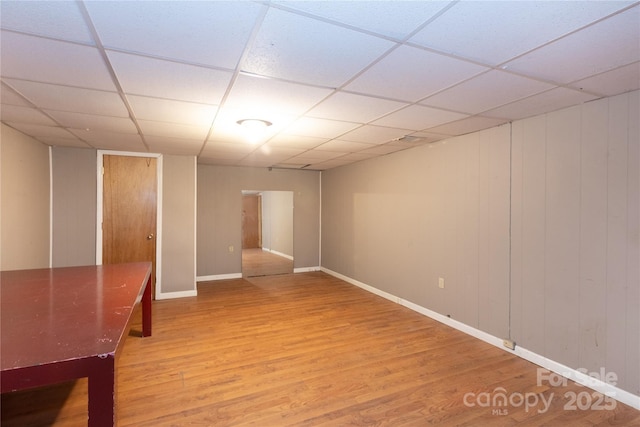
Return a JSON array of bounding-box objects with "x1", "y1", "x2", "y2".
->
[
  {"x1": 88, "y1": 355, "x2": 116, "y2": 427},
  {"x1": 142, "y1": 274, "x2": 152, "y2": 337}
]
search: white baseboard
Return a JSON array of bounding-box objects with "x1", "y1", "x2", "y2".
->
[
  {"x1": 197, "y1": 273, "x2": 242, "y2": 282},
  {"x1": 294, "y1": 266, "x2": 321, "y2": 273},
  {"x1": 265, "y1": 248, "x2": 294, "y2": 261},
  {"x1": 320, "y1": 267, "x2": 640, "y2": 411},
  {"x1": 155, "y1": 289, "x2": 197, "y2": 300}
]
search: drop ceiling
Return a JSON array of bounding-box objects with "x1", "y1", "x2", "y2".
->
[{"x1": 1, "y1": 1, "x2": 638, "y2": 170}]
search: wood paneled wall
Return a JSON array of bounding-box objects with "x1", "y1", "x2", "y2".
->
[
  {"x1": 322, "y1": 90, "x2": 639, "y2": 396},
  {"x1": 511, "y1": 91, "x2": 639, "y2": 395}
]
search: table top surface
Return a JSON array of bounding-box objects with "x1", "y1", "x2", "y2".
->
[{"x1": 1, "y1": 262, "x2": 151, "y2": 371}]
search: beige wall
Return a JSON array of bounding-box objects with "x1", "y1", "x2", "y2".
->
[
  {"x1": 197, "y1": 165, "x2": 320, "y2": 277},
  {"x1": 161, "y1": 155, "x2": 196, "y2": 294},
  {"x1": 262, "y1": 191, "x2": 293, "y2": 258},
  {"x1": 321, "y1": 124, "x2": 511, "y2": 339},
  {"x1": 510, "y1": 91, "x2": 639, "y2": 395},
  {"x1": 49, "y1": 148, "x2": 197, "y2": 297},
  {"x1": 51, "y1": 147, "x2": 96, "y2": 267},
  {"x1": 321, "y1": 91, "x2": 639, "y2": 396},
  {"x1": 1, "y1": 124, "x2": 50, "y2": 270}
]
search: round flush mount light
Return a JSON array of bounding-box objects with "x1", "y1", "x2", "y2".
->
[
  {"x1": 236, "y1": 118, "x2": 272, "y2": 129},
  {"x1": 236, "y1": 119, "x2": 273, "y2": 144}
]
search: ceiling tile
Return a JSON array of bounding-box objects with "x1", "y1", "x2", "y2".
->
[
  {"x1": 0, "y1": 1, "x2": 94, "y2": 43},
  {"x1": 108, "y1": 51, "x2": 232, "y2": 104},
  {"x1": 504, "y1": 6, "x2": 640, "y2": 84},
  {"x1": 287, "y1": 150, "x2": 345, "y2": 162},
  {"x1": 483, "y1": 88, "x2": 599, "y2": 120},
  {"x1": 138, "y1": 120, "x2": 208, "y2": 141},
  {"x1": 38, "y1": 135, "x2": 92, "y2": 149},
  {"x1": 1, "y1": 105, "x2": 57, "y2": 126},
  {"x1": 225, "y1": 74, "x2": 333, "y2": 115},
  {"x1": 308, "y1": 91, "x2": 407, "y2": 123},
  {"x1": 265, "y1": 134, "x2": 328, "y2": 149},
  {"x1": 238, "y1": 145, "x2": 305, "y2": 166},
  {"x1": 145, "y1": 136, "x2": 203, "y2": 156},
  {"x1": 5, "y1": 122, "x2": 75, "y2": 139},
  {"x1": 338, "y1": 124, "x2": 414, "y2": 144},
  {"x1": 409, "y1": 1, "x2": 636, "y2": 66},
  {"x1": 4, "y1": 79, "x2": 128, "y2": 117},
  {"x1": 127, "y1": 95, "x2": 216, "y2": 127},
  {"x1": 44, "y1": 110, "x2": 137, "y2": 134},
  {"x1": 85, "y1": 1, "x2": 264, "y2": 68},
  {"x1": 68, "y1": 129, "x2": 147, "y2": 152},
  {"x1": 1, "y1": 83, "x2": 31, "y2": 107},
  {"x1": 569, "y1": 62, "x2": 640, "y2": 96},
  {"x1": 425, "y1": 116, "x2": 509, "y2": 136},
  {"x1": 1, "y1": 31, "x2": 115, "y2": 91},
  {"x1": 359, "y1": 144, "x2": 410, "y2": 155},
  {"x1": 203, "y1": 141, "x2": 255, "y2": 155},
  {"x1": 249, "y1": 145, "x2": 306, "y2": 160},
  {"x1": 333, "y1": 151, "x2": 378, "y2": 163},
  {"x1": 421, "y1": 70, "x2": 554, "y2": 114},
  {"x1": 372, "y1": 105, "x2": 468, "y2": 131},
  {"x1": 283, "y1": 117, "x2": 360, "y2": 139},
  {"x1": 345, "y1": 45, "x2": 487, "y2": 102},
  {"x1": 243, "y1": 8, "x2": 395, "y2": 87},
  {"x1": 274, "y1": 1, "x2": 453, "y2": 40},
  {"x1": 314, "y1": 140, "x2": 375, "y2": 152}
]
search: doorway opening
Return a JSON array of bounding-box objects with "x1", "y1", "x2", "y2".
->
[{"x1": 241, "y1": 190, "x2": 293, "y2": 277}]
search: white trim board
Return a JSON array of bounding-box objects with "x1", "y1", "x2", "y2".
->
[
  {"x1": 197, "y1": 273, "x2": 243, "y2": 282},
  {"x1": 263, "y1": 248, "x2": 293, "y2": 261},
  {"x1": 320, "y1": 267, "x2": 640, "y2": 411},
  {"x1": 294, "y1": 266, "x2": 321, "y2": 273},
  {"x1": 156, "y1": 290, "x2": 197, "y2": 300}
]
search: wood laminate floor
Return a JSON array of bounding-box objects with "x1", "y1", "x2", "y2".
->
[
  {"x1": 242, "y1": 248, "x2": 293, "y2": 277},
  {"x1": 2, "y1": 272, "x2": 639, "y2": 426}
]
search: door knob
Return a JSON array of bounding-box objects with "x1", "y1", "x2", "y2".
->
[{"x1": 147, "y1": 234, "x2": 154, "y2": 240}]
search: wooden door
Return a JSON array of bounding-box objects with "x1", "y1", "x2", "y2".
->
[
  {"x1": 103, "y1": 155, "x2": 157, "y2": 296},
  {"x1": 242, "y1": 194, "x2": 261, "y2": 249}
]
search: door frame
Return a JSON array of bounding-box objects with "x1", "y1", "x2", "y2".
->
[{"x1": 96, "y1": 150, "x2": 163, "y2": 299}]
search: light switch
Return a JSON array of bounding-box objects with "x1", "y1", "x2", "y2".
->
[{"x1": 438, "y1": 277, "x2": 445, "y2": 289}]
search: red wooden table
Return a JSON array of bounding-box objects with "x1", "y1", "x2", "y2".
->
[{"x1": 1, "y1": 262, "x2": 152, "y2": 426}]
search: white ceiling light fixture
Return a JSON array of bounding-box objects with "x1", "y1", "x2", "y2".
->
[{"x1": 236, "y1": 118, "x2": 272, "y2": 144}]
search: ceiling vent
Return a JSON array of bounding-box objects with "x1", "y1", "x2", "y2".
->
[
  {"x1": 271, "y1": 163, "x2": 312, "y2": 170},
  {"x1": 391, "y1": 135, "x2": 424, "y2": 143}
]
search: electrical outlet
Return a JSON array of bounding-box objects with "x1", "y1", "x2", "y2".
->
[
  {"x1": 438, "y1": 277, "x2": 445, "y2": 289},
  {"x1": 503, "y1": 339, "x2": 516, "y2": 350},
  {"x1": 228, "y1": 245, "x2": 234, "y2": 253}
]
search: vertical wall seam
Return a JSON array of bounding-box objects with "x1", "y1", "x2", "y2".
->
[
  {"x1": 508, "y1": 122, "x2": 513, "y2": 340},
  {"x1": 49, "y1": 146, "x2": 53, "y2": 268},
  {"x1": 543, "y1": 113, "x2": 548, "y2": 357},
  {"x1": 578, "y1": 104, "x2": 583, "y2": 367}
]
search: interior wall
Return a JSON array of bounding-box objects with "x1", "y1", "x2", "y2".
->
[
  {"x1": 51, "y1": 147, "x2": 96, "y2": 267},
  {"x1": 321, "y1": 124, "x2": 511, "y2": 339},
  {"x1": 262, "y1": 191, "x2": 293, "y2": 257},
  {"x1": 321, "y1": 90, "x2": 639, "y2": 397},
  {"x1": 0, "y1": 124, "x2": 50, "y2": 270},
  {"x1": 197, "y1": 165, "x2": 320, "y2": 277},
  {"x1": 510, "y1": 91, "x2": 639, "y2": 395},
  {"x1": 49, "y1": 147, "x2": 197, "y2": 296},
  {"x1": 161, "y1": 154, "x2": 197, "y2": 294}
]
